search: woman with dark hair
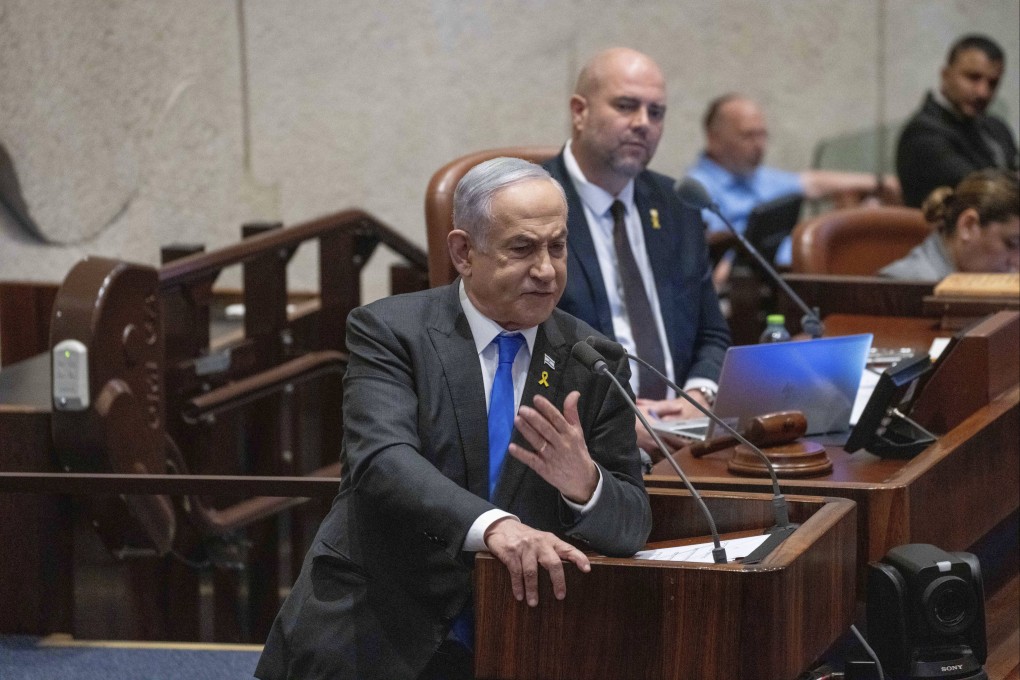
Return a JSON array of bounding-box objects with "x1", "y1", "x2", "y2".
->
[{"x1": 880, "y1": 169, "x2": 1019, "y2": 280}]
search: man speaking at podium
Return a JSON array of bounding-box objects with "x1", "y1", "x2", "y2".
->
[{"x1": 256, "y1": 158, "x2": 652, "y2": 680}]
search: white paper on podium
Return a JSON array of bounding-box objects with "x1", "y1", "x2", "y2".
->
[{"x1": 633, "y1": 533, "x2": 772, "y2": 564}]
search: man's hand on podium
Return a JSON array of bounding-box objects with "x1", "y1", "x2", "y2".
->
[{"x1": 484, "y1": 518, "x2": 591, "y2": 607}]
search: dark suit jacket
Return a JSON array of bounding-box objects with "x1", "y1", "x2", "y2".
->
[
  {"x1": 544, "y1": 152, "x2": 730, "y2": 385},
  {"x1": 255, "y1": 282, "x2": 652, "y2": 680},
  {"x1": 897, "y1": 92, "x2": 1019, "y2": 207}
]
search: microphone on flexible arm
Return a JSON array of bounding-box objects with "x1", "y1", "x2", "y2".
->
[
  {"x1": 674, "y1": 177, "x2": 825, "y2": 339},
  {"x1": 585, "y1": 336, "x2": 797, "y2": 548},
  {"x1": 569, "y1": 341, "x2": 728, "y2": 564}
]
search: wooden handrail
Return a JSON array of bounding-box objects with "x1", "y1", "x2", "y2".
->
[
  {"x1": 0, "y1": 471, "x2": 342, "y2": 496},
  {"x1": 182, "y1": 350, "x2": 348, "y2": 424},
  {"x1": 158, "y1": 209, "x2": 427, "y2": 288}
]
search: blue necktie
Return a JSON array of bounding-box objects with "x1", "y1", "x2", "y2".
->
[
  {"x1": 450, "y1": 333, "x2": 525, "y2": 652},
  {"x1": 487, "y1": 333, "x2": 525, "y2": 500}
]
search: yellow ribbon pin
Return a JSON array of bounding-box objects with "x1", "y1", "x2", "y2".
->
[
  {"x1": 650, "y1": 208, "x2": 661, "y2": 229},
  {"x1": 538, "y1": 371, "x2": 550, "y2": 387}
]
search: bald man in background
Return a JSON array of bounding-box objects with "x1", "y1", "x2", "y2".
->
[{"x1": 544, "y1": 47, "x2": 731, "y2": 456}]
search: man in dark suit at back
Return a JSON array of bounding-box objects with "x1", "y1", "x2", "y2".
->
[
  {"x1": 255, "y1": 157, "x2": 652, "y2": 680},
  {"x1": 897, "y1": 34, "x2": 1019, "y2": 208},
  {"x1": 544, "y1": 47, "x2": 731, "y2": 455}
]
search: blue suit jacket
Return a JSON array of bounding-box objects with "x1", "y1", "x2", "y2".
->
[{"x1": 544, "y1": 152, "x2": 730, "y2": 385}]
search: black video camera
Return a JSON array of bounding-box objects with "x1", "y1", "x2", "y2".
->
[{"x1": 867, "y1": 544, "x2": 987, "y2": 680}]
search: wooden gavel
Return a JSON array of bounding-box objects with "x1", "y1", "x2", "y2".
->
[{"x1": 688, "y1": 411, "x2": 807, "y2": 458}]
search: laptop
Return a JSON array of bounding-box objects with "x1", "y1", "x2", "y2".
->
[
  {"x1": 656, "y1": 334, "x2": 873, "y2": 439},
  {"x1": 740, "y1": 192, "x2": 803, "y2": 265}
]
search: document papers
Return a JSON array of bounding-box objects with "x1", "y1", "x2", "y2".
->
[{"x1": 634, "y1": 533, "x2": 772, "y2": 564}]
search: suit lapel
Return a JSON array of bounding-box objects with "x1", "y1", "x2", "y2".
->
[
  {"x1": 493, "y1": 316, "x2": 570, "y2": 508},
  {"x1": 549, "y1": 153, "x2": 615, "y2": 334},
  {"x1": 428, "y1": 283, "x2": 490, "y2": 499}
]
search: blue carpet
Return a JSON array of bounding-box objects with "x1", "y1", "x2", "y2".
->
[{"x1": 0, "y1": 635, "x2": 261, "y2": 680}]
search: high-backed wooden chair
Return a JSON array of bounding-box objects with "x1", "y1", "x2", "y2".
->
[
  {"x1": 424, "y1": 146, "x2": 560, "y2": 287},
  {"x1": 791, "y1": 206, "x2": 931, "y2": 275}
]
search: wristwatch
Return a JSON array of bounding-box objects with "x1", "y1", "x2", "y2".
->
[{"x1": 687, "y1": 386, "x2": 717, "y2": 406}]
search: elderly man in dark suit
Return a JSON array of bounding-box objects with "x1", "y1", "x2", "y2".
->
[
  {"x1": 255, "y1": 157, "x2": 651, "y2": 680},
  {"x1": 543, "y1": 47, "x2": 731, "y2": 455},
  {"x1": 897, "y1": 34, "x2": 1019, "y2": 208}
]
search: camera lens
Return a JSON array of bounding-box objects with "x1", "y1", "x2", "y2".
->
[
  {"x1": 933, "y1": 586, "x2": 966, "y2": 624},
  {"x1": 923, "y1": 576, "x2": 976, "y2": 634}
]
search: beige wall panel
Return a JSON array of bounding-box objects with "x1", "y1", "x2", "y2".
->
[
  {"x1": 0, "y1": 0, "x2": 1016, "y2": 301},
  {"x1": 0, "y1": 1, "x2": 266, "y2": 285},
  {"x1": 883, "y1": 0, "x2": 1019, "y2": 128},
  {"x1": 561, "y1": 0, "x2": 880, "y2": 176},
  {"x1": 243, "y1": 2, "x2": 577, "y2": 299}
]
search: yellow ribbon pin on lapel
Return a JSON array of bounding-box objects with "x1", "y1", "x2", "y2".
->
[
  {"x1": 650, "y1": 208, "x2": 661, "y2": 229},
  {"x1": 538, "y1": 371, "x2": 550, "y2": 387}
]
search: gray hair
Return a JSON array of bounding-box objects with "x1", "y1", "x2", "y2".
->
[{"x1": 452, "y1": 157, "x2": 565, "y2": 248}]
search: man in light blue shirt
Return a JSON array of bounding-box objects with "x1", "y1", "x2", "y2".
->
[{"x1": 686, "y1": 94, "x2": 896, "y2": 285}]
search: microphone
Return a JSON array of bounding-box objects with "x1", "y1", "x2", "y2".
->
[
  {"x1": 570, "y1": 341, "x2": 728, "y2": 564},
  {"x1": 675, "y1": 177, "x2": 825, "y2": 339},
  {"x1": 585, "y1": 335, "x2": 797, "y2": 544}
]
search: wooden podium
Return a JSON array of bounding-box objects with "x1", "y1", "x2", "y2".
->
[
  {"x1": 473, "y1": 489, "x2": 857, "y2": 680},
  {"x1": 649, "y1": 312, "x2": 1019, "y2": 586}
]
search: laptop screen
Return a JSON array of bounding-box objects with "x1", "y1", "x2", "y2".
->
[{"x1": 710, "y1": 334, "x2": 873, "y2": 436}]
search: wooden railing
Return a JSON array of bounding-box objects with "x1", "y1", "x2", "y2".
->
[{"x1": 0, "y1": 209, "x2": 428, "y2": 642}]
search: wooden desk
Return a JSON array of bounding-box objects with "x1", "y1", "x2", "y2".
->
[
  {"x1": 649, "y1": 388, "x2": 1019, "y2": 678},
  {"x1": 782, "y1": 274, "x2": 934, "y2": 319},
  {"x1": 649, "y1": 386, "x2": 1018, "y2": 571},
  {"x1": 822, "y1": 313, "x2": 947, "y2": 353},
  {"x1": 651, "y1": 311, "x2": 1019, "y2": 677},
  {"x1": 0, "y1": 281, "x2": 59, "y2": 367},
  {"x1": 0, "y1": 354, "x2": 70, "y2": 634},
  {"x1": 985, "y1": 570, "x2": 1020, "y2": 680},
  {"x1": 475, "y1": 490, "x2": 858, "y2": 680}
]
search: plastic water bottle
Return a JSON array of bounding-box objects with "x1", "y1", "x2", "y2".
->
[{"x1": 759, "y1": 314, "x2": 791, "y2": 343}]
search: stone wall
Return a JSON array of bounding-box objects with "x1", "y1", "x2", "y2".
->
[{"x1": 1, "y1": 0, "x2": 1017, "y2": 301}]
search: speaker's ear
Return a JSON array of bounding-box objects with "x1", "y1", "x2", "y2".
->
[{"x1": 867, "y1": 560, "x2": 910, "y2": 677}]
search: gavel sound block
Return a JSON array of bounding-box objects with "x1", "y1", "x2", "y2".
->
[{"x1": 688, "y1": 411, "x2": 832, "y2": 478}]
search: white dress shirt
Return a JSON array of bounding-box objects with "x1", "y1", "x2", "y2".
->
[
  {"x1": 458, "y1": 281, "x2": 603, "y2": 551},
  {"x1": 562, "y1": 141, "x2": 680, "y2": 396}
]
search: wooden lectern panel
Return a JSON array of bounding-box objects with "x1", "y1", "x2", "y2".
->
[
  {"x1": 473, "y1": 490, "x2": 856, "y2": 680},
  {"x1": 912, "y1": 310, "x2": 1019, "y2": 433},
  {"x1": 649, "y1": 306, "x2": 1020, "y2": 597},
  {"x1": 649, "y1": 386, "x2": 1018, "y2": 592}
]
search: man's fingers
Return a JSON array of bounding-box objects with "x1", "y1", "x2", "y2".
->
[
  {"x1": 512, "y1": 414, "x2": 550, "y2": 454},
  {"x1": 540, "y1": 551, "x2": 568, "y2": 601},
  {"x1": 562, "y1": 391, "x2": 582, "y2": 428},
  {"x1": 522, "y1": 556, "x2": 540, "y2": 607},
  {"x1": 487, "y1": 524, "x2": 591, "y2": 606},
  {"x1": 507, "y1": 442, "x2": 538, "y2": 468},
  {"x1": 527, "y1": 395, "x2": 569, "y2": 433},
  {"x1": 506, "y1": 559, "x2": 525, "y2": 603},
  {"x1": 517, "y1": 404, "x2": 562, "y2": 444}
]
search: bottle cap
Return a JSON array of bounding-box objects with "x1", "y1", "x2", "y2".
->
[{"x1": 766, "y1": 314, "x2": 785, "y2": 325}]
